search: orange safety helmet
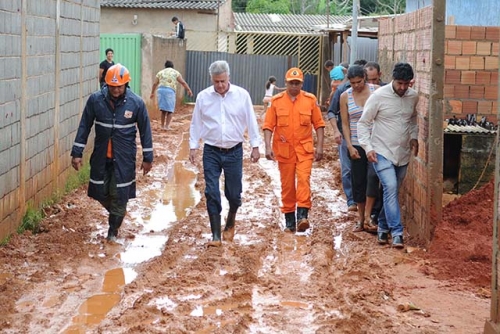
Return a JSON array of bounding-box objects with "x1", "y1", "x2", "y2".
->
[{"x1": 105, "y1": 63, "x2": 131, "y2": 86}]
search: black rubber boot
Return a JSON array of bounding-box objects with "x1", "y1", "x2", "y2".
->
[
  {"x1": 284, "y1": 212, "x2": 296, "y2": 233},
  {"x1": 297, "y1": 207, "x2": 310, "y2": 232},
  {"x1": 208, "y1": 215, "x2": 222, "y2": 247},
  {"x1": 223, "y1": 212, "x2": 236, "y2": 242},
  {"x1": 107, "y1": 214, "x2": 124, "y2": 241}
]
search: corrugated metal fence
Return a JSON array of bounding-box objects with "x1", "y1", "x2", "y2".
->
[{"x1": 184, "y1": 52, "x2": 299, "y2": 105}]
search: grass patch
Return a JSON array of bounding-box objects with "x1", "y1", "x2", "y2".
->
[{"x1": 1, "y1": 163, "x2": 91, "y2": 244}]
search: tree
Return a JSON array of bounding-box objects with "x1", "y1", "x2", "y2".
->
[
  {"x1": 246, "y1": 0, "x2": 290, "y2": 14},
  {"x1": 232, "y1": 0, "x2": 249, "y2": 13}
]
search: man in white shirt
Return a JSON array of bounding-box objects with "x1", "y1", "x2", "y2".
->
[
  {"x1": 189, "y1": 60, "x2": 261, "y2": 247},
  {"x1": 357, "y1": 62, "x2": 419, "y2": 248}
]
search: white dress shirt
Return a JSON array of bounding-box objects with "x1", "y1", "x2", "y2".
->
[
  {"x1": 189, "y1": 83, "x2": 261, "y2": 149},
  {"x1": 357, "y1": 82, "x2": 419, "y2": 166}
]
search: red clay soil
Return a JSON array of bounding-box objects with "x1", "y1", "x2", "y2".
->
[{"x1": 424, "y1": 180, "x2": 494, "y2": 291}]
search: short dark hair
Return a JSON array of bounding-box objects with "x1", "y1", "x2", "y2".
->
[
  {"x1": 171, "y1": 16, "x2": 178, "y2": 22},
  {"x1": 364, "y1": 61, "x2": 381, "y2": 73},
  {"x1": 165, "y1": 60, "x2": 174, "y2": 68},
  {"x1": 324, "y1": 60, "x2": 334, "y2": 68},
  {"x1": 105, "y1": 48, "x2": 113, "y2": 55},
  {"x1": 353, "y1": 59, "x2": 367, "y2": 66},
  {"x1": 347, "y1": 65, "x2": 366, "y2": 80},
  {"x1": 392, "y1": 62, "x2": 414, "y2": 81}
]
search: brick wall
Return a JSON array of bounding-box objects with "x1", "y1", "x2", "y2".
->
[
  {"x1": 0, "y1": 0, "x2": 100, "y2": 238},
  {"x1": 444, "y1": 26, "x2": 499, "y2": 123},
  {"x1": 378, "y1": 6, "x2": 439, "y2": 245}
]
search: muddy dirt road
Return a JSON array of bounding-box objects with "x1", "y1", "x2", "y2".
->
[{"x1": 0, "y1": 105, "x2": 491, "y2": 333}]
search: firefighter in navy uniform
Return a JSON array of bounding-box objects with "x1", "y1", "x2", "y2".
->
[{"x1": 71, "y1": 64, "x2": 153, "y2": 241}]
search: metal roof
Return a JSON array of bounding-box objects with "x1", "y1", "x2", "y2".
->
[
  {"x1": 445, "y1": 124, "x2": 497, "y2": 135},
  {"x1": 234, "y1": 13, "x2": 351, "y2": 34},
  {"x1": 100, "y1": 0, "x2": 224, "y2": 11}
]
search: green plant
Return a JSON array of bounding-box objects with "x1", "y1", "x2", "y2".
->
[
  {"x1": 0, "y1": 235, "x2": 11, "y2": 246},
  {"x1": 18, "y1": 204, "x2": 43, "y2": 234}
]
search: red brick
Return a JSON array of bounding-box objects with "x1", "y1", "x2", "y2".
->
[
  {"x1": 476, "y1": 71, "x2": 491, "y2": 85},
  {"x1": 444, "y1": 85, "x2": 454, "y2": 97},
  {"x1": 454, "y1": 85, "x2": 470, "y2": 98},
  {"x1": 455, "y1": 56, "x2": 470, "y2": 70},
  {"x1": 461, "y1": 71, "x2": 476, "y2": 84},
  {"x1": 486, "y1": 27, "x2": 500, "y2": 41},
  {"x1": 462, "y1": 41, "x2": 477, "y2": 55},
  {"x1": 493, "y1": 42, "x2": 499, "y2": 56},
  {"x1": 449, "y1": 100, "x2": 462, "y2": 114},
  {"x1": 445, "y1": 70, "x2": 461, "y2": 84},
  {"x1": 462, "y1": 101, "x2": 478, "y2": 113},
  {"x1": 485, "y1": 86, "x2": 498, "y2": 100},
  {"x1": 445, "y1": 25, "x2": 456, "y2": 39},
  {"x1": 485, "y1": 57, "x2": 498, "y2": 70},
  {"x1": 456, "y1": 26, "x2": 471, "y2": 40},
  {"x1": 445, "y1": 55, "x2": 456, "y2": 69},
  {"x1": 477, "y1": 42, "x2": 492, "y2": 55},
  {"x1": 491, "y1": 71, "x2": 498, "y2": 85},
  {"x1": 477, "y1": 101, "x2": 492, "y2": 114},
  {"x1": 470, "y1": 56, "x2": 485, "y2": 70},
  {"x1": 493, "y1": 101, "x2": 499, "y2": 115},
  {"x1": 469, "y1": 86, "x2": 484, "y2": 99},
  {"x1": 447, "y1": 40, "x2": 462, "y2": 54},
  {"x1": 470, "y1": 26, "x2": 486, "y2": 40}
]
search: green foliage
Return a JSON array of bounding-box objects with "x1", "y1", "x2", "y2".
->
[
  {"x1": 18, "y1": 204, "x2": 43, "y2": 234},
  {"x1": 0, "y1": 235, "x2": 11, "y2": 246},
  {"x1": 233, "y1": 0, "x2": 249, "y2": 12},
  {"x1": 246, "y1": 0, "x2": 291, "y2": 14}
]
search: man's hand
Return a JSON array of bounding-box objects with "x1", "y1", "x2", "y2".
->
[
  {"x1": 366, "y1": 150, "x2": 377, "y2": 163},
  {"x1": 71, "y1": 157, "x2": 82, "y2": 171},
  {"x1": 314, "y1": 150, "x2": 323, "y2": 162},
  {"x1": 333, "y1": 130, "x2": 342, "y2": 145},
  {"x1": 265, "y1": 146, "x2": 275, "y2": 161},
  {"x1": 250, "y1": 147, "x2": 260, "y2": 163},
  {"x1": 410, "y1": 139, "x2": 419, "y2": 157},
  {"x1": 141, "y1": 162, "x2": 152, "y2": 175},
  {"x1": 189, "y1": 149, "x2": 197, "y2": 164}
]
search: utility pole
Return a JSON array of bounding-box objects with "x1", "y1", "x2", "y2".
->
[
  {"x1": 327, "y1": 0, "x2": 330, "y2": 29},
  {"x1": 350, "y1": 0, "x2": 359, "y2": 65}
]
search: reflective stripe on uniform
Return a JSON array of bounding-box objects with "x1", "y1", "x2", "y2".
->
[{"x1": 95, "y1": 121, "x2": 136, "y2": 129}]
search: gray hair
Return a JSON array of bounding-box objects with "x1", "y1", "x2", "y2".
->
[{"x1": 209, "y1": 60, "x2": 230, "y2": 76}]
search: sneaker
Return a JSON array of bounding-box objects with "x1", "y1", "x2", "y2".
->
[
  {"x1": 348, "y1": 204, "x2": 358, "y2": 212},
  {"x1": 392, "y1": 235, "x2": 404, "y2": 248},
  {"x1": 377, "y1": 232, "x2": 388, "y2": 245}
]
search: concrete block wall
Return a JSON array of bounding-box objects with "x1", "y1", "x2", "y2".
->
[
  {"x1": 444, "y1": 25, "x2": 499, "y2": 123},
  {"x1": 378, "y1": 6, "x2": 436, "y2": 245},
  {"x1": 0, "y1": 0, "x2": 100, "y2": 239}
]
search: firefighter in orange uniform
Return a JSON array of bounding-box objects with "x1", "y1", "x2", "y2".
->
[{"x1": 263, "y1": 67, "x2": 325, "y2": 233}]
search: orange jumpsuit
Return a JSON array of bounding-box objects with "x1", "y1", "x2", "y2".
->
[{"x1": 263, "y1": 91, "x2": 325, "y2": 213}]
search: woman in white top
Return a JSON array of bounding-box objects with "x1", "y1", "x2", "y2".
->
[{"x1": 261, "y1": 76, "x2": 284, "y2": 120}]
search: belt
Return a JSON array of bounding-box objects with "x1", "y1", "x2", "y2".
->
[{"x1": 205, "y1": 142, "x2": 242, "y2": 153}]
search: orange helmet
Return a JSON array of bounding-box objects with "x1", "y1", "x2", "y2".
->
[{"x1": 105, "y1": 63, "x2": 131, "y2": 86}]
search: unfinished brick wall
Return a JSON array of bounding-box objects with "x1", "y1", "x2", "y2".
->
[
  {"x1": 378, "y1": 6, "x2": 438, "y2": 245},
  {"x1": 444, "y1": 26, "x2": 499, "y2": 123}
]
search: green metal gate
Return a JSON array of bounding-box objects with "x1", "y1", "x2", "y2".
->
[{"x1": 100, "y1": 34, "x2": 141, "y2": 94}]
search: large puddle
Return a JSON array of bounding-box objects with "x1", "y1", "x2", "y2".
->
[{"x1": 63, "y1": 132, "x2": 200, "y2": 333}]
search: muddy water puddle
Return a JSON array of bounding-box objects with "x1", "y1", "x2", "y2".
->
[{"x1": 62, "y1": 132, "x2": 200, "y2": 332}]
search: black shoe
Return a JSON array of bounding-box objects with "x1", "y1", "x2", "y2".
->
[
  {"x1": 377, "y1": 232, "x2": 388, "y2": 245},
  {"x1": 284, "y1": 212, "x2": 296, "y2": 232},
  {"x1": 392, "y1": 235, "x2": 404, "y2": 248}
]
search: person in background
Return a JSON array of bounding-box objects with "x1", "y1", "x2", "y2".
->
[
  {"x1": 361, "y1": 61, "x2": 387, "y2": 231},
  {"x1": 150, "y1": 60, "x2": 193, "y2": 130},
  {"x1": 170, "y1": 16, "x2": 185, "y2": 39},
  {"x1": 261, "y1": 76, "x2": 285, "y2": 120},
  {"x1": 357, "y1": 62, "x2": 419, "y2": 249},
  {"x1": 263, "y1": 67, "x2": 325, "y2": 233},
  {"x1": 72, "y1": 64, "x2": 153, "y2": 242},
  {"x1": 339, "y1": 65, "x2": 379, "y2": 232},
  {"x1": 327, "y1": 59, "x2": 368, "y2": 213},
  {"x1": 189, "y1": 60, "x2": 261, "y2": 247},
  {"x1": 99, "y1": 48, "x2": 114, "y2": 88}
]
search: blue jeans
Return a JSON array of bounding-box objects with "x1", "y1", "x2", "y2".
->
[
  {"x1": 373, "y1": 154, "x2": 407, "y2": 237},
  {"x1": 339, "y1": 138, "x2": 354, "y2": 207},
  {"x1": 203, "y1": 143, "x2": 243, "y2": 215}
]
